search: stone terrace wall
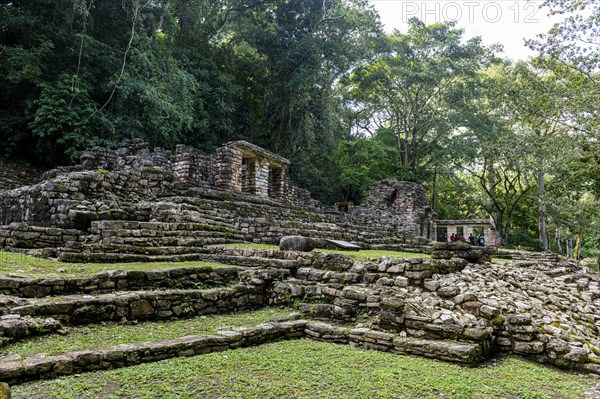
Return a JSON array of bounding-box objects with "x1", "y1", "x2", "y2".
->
[
  {"x1": 0, "y1": 168, "x2": 174, "y2": 229},
  {"x1": 0, "y1": 140, "x2": 441, "y2": 253},
  {"x1": 173, "y1": 145, "x2": 216, "y2": 185},
  {"x1": 0, "y1": 266, "x2": 240, "y2": 298},
  {"x1": 0, "y1": 320, "x2": 485, "y2": 386},
  {"x1": 0, "y1": 159, "x2": 45, "y2": 191},
  {"x1": 8, "y1": 285, "x2": 265, "y2": 324}
]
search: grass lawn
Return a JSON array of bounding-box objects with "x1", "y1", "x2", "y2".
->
[
  {"x1": 217, "y1": 243, "x2": 430, "y2": 261},
  {"x1": 0, "y1": 251, "x2": 234, "y2": 276},
  {"x1": 1, "y1": 308, "x2": 296, "y2": 358},
  {"x1": 13, "y1": 339, "x2": 597, "y2": 399}
]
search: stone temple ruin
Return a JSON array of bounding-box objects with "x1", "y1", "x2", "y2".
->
[
  {"x1": 0, "y1": 139, "x2": 433, "y2": 260},
  {"x1": 0, "y1": 140, "x2": 599, "y2": 388}
]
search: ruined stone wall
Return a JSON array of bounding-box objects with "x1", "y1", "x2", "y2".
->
[
  {"x1": 0, "y1": 169, "x2": 174, "y2": 228},
  {"x1": 0, "y1": 224, "x2": 83, "y2": 249},
  {"x1": 78, "y1": 139, "x2": 217, "y2": 186},
  {"x1": 173, "y1": 145, "x2": 216, "y2": 185},
  {"x1": 9, "y1": 285, "x2": 265, "y2": 324},
  {"x1": 215, "y1": 142, "x2": 243, "y2": 192},
  {"x1": 0, "y1": 159, "x2": 45, "y2": 191},
  {"x1": 351, "y1": 179, "x2": 434, "y2": 239},
  {"x1": 0, "y1": 141, "x2": 442, "y2": 252},
  {"x1": 214, "y1": 141, "x2": 303, "y2": 205}
]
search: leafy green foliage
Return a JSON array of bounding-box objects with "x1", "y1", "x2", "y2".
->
[
  {"x1": 334, "y1": 135, "x2": 398, "y2": 203},
  {"x1": 346, "y1": 18, "x2": 495, "y2": 182}
]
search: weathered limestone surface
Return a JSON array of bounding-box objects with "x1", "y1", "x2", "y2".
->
[
  {"x1": 1, "y1": 140, "x2": 599, "y2": 380},
  {"x1": 0, "y1": 319, "x2": 486, "y2": 386},
  {"x1": 351, "y1": 179, "x2": 434, "y2": 239},
  {"x1": 0, "y1": 247, "x2": 597, "y2": 385},
  {"x1": 279, "y1": 236, "x2": 318, "y2": 252},
  {"x1": 0, "y1": 142, "x2": 434, "y2": 257},
  {"x1": 224, "y1": 248, "x2": 600, "y2": 374},
  {"x1": 0, "y1": 320, "x2": 308, "y2": 385},
  {"x1": 6, "y1": 285, "x2": 264, "y2": 324},
  {"x1": 0, "y1": 314, "x2": 62, "y2": 343},
  {"x1": 0, "y1": 159, "x2": 45, "y2": 191},
  {"x1": 431, "y1": 241, "x2": 497, "y2": 263},
  {"x1": 0, "y1": 266, "x2": 240, "y2": 298}
]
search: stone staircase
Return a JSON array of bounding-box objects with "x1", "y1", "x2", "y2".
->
[
  {"x1": 57, "y1": 218, "x2": 247, "y2": 262},
  {"x1": 0, "y1": 252, "x2": 491, "y2": 388},
  {"x1": 2, "y1": 247, "x2": 599, "y2": 389},
  {"x1": 48, "y1": 191, "x2": 421, "y2": 262}
]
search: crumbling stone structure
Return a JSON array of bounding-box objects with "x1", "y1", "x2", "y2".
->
[
  {"x1": 350, "y1": 179, "x2": 435, "y2": 240},
  {"x1": 0, "y1": 140, "x2": 436, "y2": 260},
  {"x1": 216, "y1": 141, "x2": 292, "y2": 201}
]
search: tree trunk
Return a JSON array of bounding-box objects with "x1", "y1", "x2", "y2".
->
[
  {"x1": 502, "y1": 214, "x2": 512, "y2": 247},
  {"x1": 556, "y1": 226, "x2": 562, "y2": 253},
  {"x1": 411, "y1": 127, "x2": 418, "y2": 180},
  {"x1": 538, "y1": 170, "x2": 548, "y2": 250},
  {"x1": 575, "y1": 235, "x2": 583, "y2": 261},
  {"x1": 566, "y1": 233, "x2": 574, "y2": 259},
  {"x1": 431, "y1": 165, "x2": 437, "y2": 212}
]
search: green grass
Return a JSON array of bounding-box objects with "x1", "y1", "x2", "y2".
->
[
  {"x1": 217, "y1": 243, "x2": 430, "y2": 261},
  {"x1": 0, "y1": 251, "x2": 235, "y2": 276},
  {"x1": 13, "y1": 340, "x2": 597, "y2": 399},
  {"x1": 2, "y1": 308, "x2": 296, "y2": 358}
]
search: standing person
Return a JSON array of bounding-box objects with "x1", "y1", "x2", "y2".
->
[
  {"x1": 450, "y1": 233, "x2": 455, "y2": 242},
  {"x1": 469, "y1": 233, "x2": 475, "y2": 245},
  {"x1": 478, "y1": 234, "x2": 485, "y2": 246}
]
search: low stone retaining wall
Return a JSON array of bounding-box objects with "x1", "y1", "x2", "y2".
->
[
  {"x1": 305, "y1": 322, "x2": 485, "y2": 364},
  {"x1": 0, "y1": 320, "x2": 308, "y2": 385},
  {"x1": 0, "y1": 225, "x2": 83, "y2": 249},
  {"x1": 8, "y1": 285, "x2": 265, "y2": 324},
  {"x1": 0, "y1": 319, "x2": 485, "y2": 386},
  {"x1": 0, "y1": 266, "x2": 240, "y2": 298},
  {"x1": 199, "y1": 247, "x2": 355, "y2": 271}
]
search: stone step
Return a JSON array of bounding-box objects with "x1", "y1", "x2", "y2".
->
[
  {"x1": 91, "y1": 221, "x2": 237, "y2": 235},
  {"x1": 298, "y1": 302, "x2": 357, "y2": 320},
  {"x1": 57, "y1": 251, "x2": 211, "y2": 263},
  {"x1": 352, "y1": 329, "x2": 485, "y2": 365},
  {"x1": 99, "y1": 234, "x2": 244, "y2": 247},
  {"x1": 66, "y1": 243, "x2": 211, "y2": 255},
  {"x1": 0, "y1": 266, "x2": 240, "y2": 298},
  {"x1": 305, "y1": 322, "x2": 485, "y2": 365},
  {"x1": 96, "y1": 227, "x2": 239, "y2": 238},
  {"x1": 154, "y1": 214, "x2": 236, "y2": 229},
  {"x1": 0, "y1": 315, "x2": 63, "y2": 345},
  {"x1": 296, "y1": 267, "x2": 361, "y2": 284},
  {"x1": 6, "y1": 285, "x2": 263, "y2": 324},
  {"x1": 199, "y1": 253, "x2": 301, "y2": 270}
]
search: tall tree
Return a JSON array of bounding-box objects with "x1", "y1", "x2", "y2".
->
[
  {"x1": 484, "y1": 60, "x2": 579, "y2": 250},
  {"x1": 346, "y1": 18, "x2": 494, "y2": 182},
  {"x1": 528, "y1": 0, "x2": 600, "y2": 79}
]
